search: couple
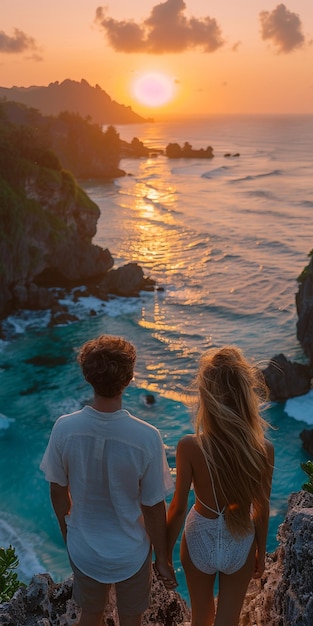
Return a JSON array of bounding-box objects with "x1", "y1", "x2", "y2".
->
[{"x1": 41, "y1": 335, "x2": 274, "y2": 626}]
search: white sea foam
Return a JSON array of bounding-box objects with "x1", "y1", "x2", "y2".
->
[
  {"x1": 0, "y1": 413, "x2": 15, "y2": 430},
  {"x1": 284, "y1": 390, "x2": 313, "y2": 425},
  {"x1": 2, "y1": 292, "x2": 147, "y2": 337},
  {"x1": 104, "y1": 296, "x2": 144, "y2": 317},
  {"x1": 3, "y1": 310, "x2": 52, "y2": 336},
  {"x1": 0, "y1": 516, "x2": 44, "y2": 581}
]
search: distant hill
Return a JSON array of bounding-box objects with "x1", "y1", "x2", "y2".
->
[{"x1": 0, "y1": 78, "x2": 151, "y2": 125}]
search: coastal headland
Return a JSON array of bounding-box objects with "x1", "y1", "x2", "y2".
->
[{"x1": 1, "y1": 88, "x2": 313, "y2": 625}]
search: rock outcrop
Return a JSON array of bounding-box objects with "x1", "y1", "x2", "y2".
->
[
  {"x1": 0, "y1": 114, "x2": 156, "y2": 322},
  {"x1": 296, "y1": 251, "x2": 313, "y2": 363},
  {"x1": 262, "y1": 353, "x2": 311, "y2": 401},
  {"x1": 239, "y1": 490, "x2": 313, "y2": 625},
  {"x1": 165, "y1": 142, "x2": 213, "y2": 159},
  {"x1": 300, "y1": 429, "x2": 313, "y2": 456},
  {"x1": 0, "y1": 166, "x2": 114, "y2": 318},
  {"x1": 0, "y1": 568, "x2": 190, "y2": 626}
]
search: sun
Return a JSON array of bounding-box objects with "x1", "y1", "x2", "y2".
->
[{"x1": 131, "y1": 72, "x2": 175, "y2": 107}]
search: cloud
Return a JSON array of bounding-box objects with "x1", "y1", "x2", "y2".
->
[
  {"x1": 232, "y1": 41, "x2": 241, "y2": 52},
  {"x1": 259, "y1": 4, "x2": 305, "y2": 53},
  {"x1": 95, "y1": 0, "x2": 224, "y2": 54},
  {"x1": 0, "y1": 28, "x2": 39, "y2": 54},
  {"x1": 25, "y1": 53, "x2": 43, "y2": 62}
]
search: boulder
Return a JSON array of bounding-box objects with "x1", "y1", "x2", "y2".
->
[
  {"x1": 300, "y1": 429, "x2": 313, "y2": 455},
  {"x1": 0, "y1": 568, "x2": 190, "y2": 626},
  {"x1": 106, "y1": 263, "x2": 156, "y2": 297},
  {"x1": 262, "y1": 353, "x2": 311, "y2": 401}
]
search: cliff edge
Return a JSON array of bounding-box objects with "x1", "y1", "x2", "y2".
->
[{"x1": 0, "y1": 491, "x2": 312, "y2": 625}]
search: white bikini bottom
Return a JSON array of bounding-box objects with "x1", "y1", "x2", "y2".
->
[{"x1": 184, "y1": 506, "x2": 255, "y2": 575}]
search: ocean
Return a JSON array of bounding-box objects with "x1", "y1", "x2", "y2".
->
[{"x1": 1, "y1": 114, "x2": 313, "y2": 603}]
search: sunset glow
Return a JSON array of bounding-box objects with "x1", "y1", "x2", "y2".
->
[
  {"x1": 131, "y1": 72, "x2": 175, "y2": 107},
  {"x1": 1, "y1": 0, "x2": 313, "y2": 116}
]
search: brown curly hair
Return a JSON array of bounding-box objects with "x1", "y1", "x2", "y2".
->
[{"x1": 77, "y1": 335, "x2": 136, "y2": 397}]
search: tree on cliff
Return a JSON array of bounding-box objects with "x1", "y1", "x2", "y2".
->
[{"x1": 48, "y1": 113, "x2": 123, "y2": 178}]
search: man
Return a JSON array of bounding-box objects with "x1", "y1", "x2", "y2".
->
[{"x1": 40, "y1": 335, "x2": 176, "y2": 626}]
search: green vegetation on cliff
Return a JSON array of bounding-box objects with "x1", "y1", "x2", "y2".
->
[
  {"x1": 0, "y1": 546, "x2": 26, "y2": 603},
  {"x1": 0, "y1": 107, "x2": 114, "y2": 315},
  {"x1": 0, "y1": 113, "x2": 97, "y2": 249},
  {"x1": 1, "y1": 101, "x2": 124, "y2": 180}
]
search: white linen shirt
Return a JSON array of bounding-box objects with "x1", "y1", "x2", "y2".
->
[{"x1": 40, "y1": 406, "x2": 174, "y2": 583}]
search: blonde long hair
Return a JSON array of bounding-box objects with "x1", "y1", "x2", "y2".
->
[{"x1": 195, "y1": 345, "x2": 270, "y2": 537}]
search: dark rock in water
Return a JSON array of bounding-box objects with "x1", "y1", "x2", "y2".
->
[
  {"x1": 0, "y1": 568, "x2": 190, "y2": 626},
  {"x1": 262, "y1": 353, "x2": 311, "y2": 401},
  {"x1": 300, "y1": 428, "x2": 313, "y2": 455},
  {"x1": 145, "y1": 394, "x2": 156, "y2": 405},
  {"x1": 24, "y1": 355, "x2": 69, "y2": 368},
  {"x1": 106, "y1": 263, "x2": 156, "y2": 297},
  {"x1": 48, "y1": 312, "x2": 79, "y2": 327}
]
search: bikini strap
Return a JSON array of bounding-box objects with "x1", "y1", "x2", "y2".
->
[{"x1": 199, "y1": 441, "x2": 224, "y2": 515}]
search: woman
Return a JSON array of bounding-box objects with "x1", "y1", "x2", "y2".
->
[{"x1": 167, "y1": 346, "x2": 274, "y2": 626}]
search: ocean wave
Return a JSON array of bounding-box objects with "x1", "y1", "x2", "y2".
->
[
  {"x1": 284, "y1": 390, "x2": 313, "y2": 425},
  {"x1": 245, "y1": 189, "x2": 277, "y2": 200},
  {"x1": 229, "y1": 169, "x2": 282, "y2": 183},
  {"x1": 201, "y1": 166, "x2": 232, "y2": 179},
  {"x1": 0, "y1": 515, "x2": 44, "y2": 582},
  {"x1": 0, "y1": 413, "x2": 15, "y2": 431},
  {"x1": 299, "y1": 200, "x2": 313, "y2": 208}
]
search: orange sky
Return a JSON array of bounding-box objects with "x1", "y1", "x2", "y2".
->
[{"x1": 1, "y1": 0, "x2": 313, "y2": 117}]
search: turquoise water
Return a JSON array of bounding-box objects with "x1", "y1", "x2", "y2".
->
[{"x1": 1, "y1": 115, "x2": 313, "y2": 602}]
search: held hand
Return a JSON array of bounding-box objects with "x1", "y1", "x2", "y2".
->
[
  {"x1": 154, "y1": 560, "x2": 178, "y2": 590},
  {"x1": 252, "y1": 550, "x2": 265, "y2": 579}
]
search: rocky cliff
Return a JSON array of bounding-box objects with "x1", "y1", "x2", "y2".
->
[
  {"x1": 0, "y1": 164, "x2": 113, "y2": 317},
  {"x1": 261, "y1": 251, "x2": 313, "y2": 402},
  {"x1": 296, "y1": 251, "x2": 313, "y2": 363},
  {"x1": 0, "y1": 114, "x2": 155, "y2": 320},
  {"x1": 0, "y1": 568, "x2": 190, "y2": 626},
  {"x1": 0, "y1": 491, "x2": 312, "y2": 626},
  {"x1": 239, "y1": 490, "x2": 313, "y2": 626}
]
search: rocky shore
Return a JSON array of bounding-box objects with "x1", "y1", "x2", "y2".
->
[
  {"x1": 0, "y1": 153, "x2": 155, "y2": 325},
  {"x1": 1, "y1": 490, "x2": 312, "y2": 625}
]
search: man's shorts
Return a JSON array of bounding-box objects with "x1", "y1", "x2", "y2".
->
[{"x1": 69, "y1": 550, "x2": 152, "y2": 616}]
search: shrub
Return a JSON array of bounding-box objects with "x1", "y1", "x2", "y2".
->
[
  {"x1": 0, "y1": 545, "x2": 26, "y2": 603},
  {"x1": 301, "y1": 460, "x2": 313, "y2": 494}
]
